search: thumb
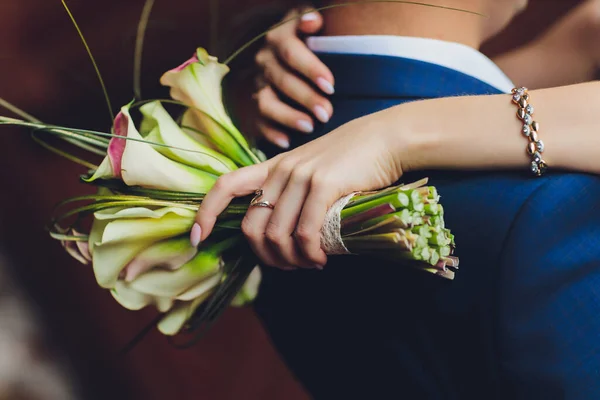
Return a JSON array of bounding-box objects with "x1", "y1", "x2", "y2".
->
[{"x1": 298, "y1": 8, "x2": 324, "y2": 34}]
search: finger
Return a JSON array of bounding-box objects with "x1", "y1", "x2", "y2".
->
[
  {"x1": 255, "y1": 86, "x2": 314, "y2": 135},
  {"x1": 295, "y1": 177, "x2": 337, "y2": 266},
  {"x1": 258, "y1": 49, "x2": 332, "y2": 123},
  {"x1": 194, "y1": 163, "x2": 271, "y2": 242},
  {"x1": 256, "y1": 118, "x2": 291, "y2": 150},
  {"x1": 277, "y1": 36, "x2": 335, "y2": 95},
  {"x1": 267, "y1": 11, "x2": 334, "y2": 93},
  {"x1": 266, "y1": 9, "x2": 303, "y2": 43},
  {"x1": 265, "y1": 164, "x2": 316, "y2": 268},
  {"x1": 242, "y1": 164, "x2": 292, "y2": 268},
  {"x1": 298, "y1": 9, "x2": 324, "y2": 34},
  {"x1": 242, "y1": 208, "x2": 284, "y2": 268}
]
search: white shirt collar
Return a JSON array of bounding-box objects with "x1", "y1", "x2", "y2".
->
[{"x1": 307, "y1": 35, "x2": 514, "y2": 93}]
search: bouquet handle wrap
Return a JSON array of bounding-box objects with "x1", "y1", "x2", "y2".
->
[{"x1": 320, "y1": 192, "x2": 357, "y2": 255}]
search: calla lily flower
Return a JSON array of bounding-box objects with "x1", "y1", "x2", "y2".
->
[
  {"x1": 157, "y1": 290, "x2": 215, "y2": 336},
  {"x1": 86, "y1": 103, "x2": 218, "y2": 194},
  {"x1": 129, "y1": 249, "x2": 223, "y2": 298},
  {"x1": 111, "y1": 280, "x2": 174, "y2": 312},
  {"x1": 160, "y1": 48, "x2": 255, "y2": 166},
  {"x1": 89, "y1": 206, "x2": 196, "y2": 288},
  {"x1": 139, "y1": 101, "x2": 237, "y2": 176},
  {"x1": 121, "y1": 236, "x2": 198, "y2": 283},
  {"x1": 155, "y1": 266, "x2": 260, "y2": 335}
]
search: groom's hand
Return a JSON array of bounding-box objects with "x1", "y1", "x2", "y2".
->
[{"x1": 254, "y1": 8, "x2": 335, "y2": 149}]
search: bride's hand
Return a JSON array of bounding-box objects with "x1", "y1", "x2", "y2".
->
[
  {"x1": 254, "y1": 8, "x2": 334, "y2": 149},
  {"x1": 193, "y1": 113, "x2": 406, "y2": 269}
]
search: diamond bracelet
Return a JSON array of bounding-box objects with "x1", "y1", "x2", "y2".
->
[{"x1": 511, "y1": 87, "x2": 547, "y2": 176}]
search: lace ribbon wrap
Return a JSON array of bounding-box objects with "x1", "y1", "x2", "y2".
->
[{"x1": 320, "y1": 192, "x2": 357, "y2": 255}]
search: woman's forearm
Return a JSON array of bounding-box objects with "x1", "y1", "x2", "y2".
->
[{"x1": 382, "y1": 81, "x2": 600, "y2": 175}]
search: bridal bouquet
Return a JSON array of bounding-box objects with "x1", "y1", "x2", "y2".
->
[{"x1": 0, "y1": 2, "x2": 460, "y2": 341}]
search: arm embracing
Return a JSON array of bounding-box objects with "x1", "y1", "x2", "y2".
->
[{"x1": 383, "y1": 81, "x2": 600, "y2": 176}]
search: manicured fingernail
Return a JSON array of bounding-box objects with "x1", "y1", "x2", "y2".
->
[
  {"x1": 313, "y1": 105, "x2": 330, "y2": 123},
  {"x1": 273, "y1": 136, "x2": 290, "y2": 149},
  {"x1": 190, "y1": 223, "x2": 202, "y2": 247},
  {"x1": 316, "y1": 77, "x2": 335, "y2": 95},
  {"x1": 296, "y1": 120, "x2": 314, "y2": 133},
  {"x1": 301, "y1": 12, "x2": 319, "y2": 22}
]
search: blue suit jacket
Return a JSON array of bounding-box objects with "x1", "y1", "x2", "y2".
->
[{"x1": 255, "y1": 53, "x2": 600, "y2": 399}]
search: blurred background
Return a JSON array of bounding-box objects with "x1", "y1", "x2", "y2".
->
[{"x1": 0, "y1": 0, "x2": 586, "y2": 399}]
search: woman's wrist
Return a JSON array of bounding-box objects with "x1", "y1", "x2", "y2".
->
[{"x1": 373, "y1": 105, "x2": 431, "y2": 176}]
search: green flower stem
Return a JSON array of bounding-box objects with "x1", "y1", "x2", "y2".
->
[
  {"x1": 201, "y1": 235, "x2": 243, "y2": 255},
  {"x1": 428, "y1": 229, "x2": 451, "y2": 247},
  {"x1": 342, "y1": 214, "x2": 409, "y2": 237},
  {"x1": 341, "y1": 192, "x2": 409, "y2": 219},
  {"x1": 423, "y1": 203, "x2": 441, "y2": 215},
  {"x1": 357, "y1": 209, "x2": 414, "y2": 231},
  {"x1": 344, "y1": 232, "x2": 411, "y2": 251},
  {"x1": 340, "y1": 203, "x2": 396, "y2": 231},
  {"x1": 438, "y1": 246, "x2": 452, "y2": 258}
]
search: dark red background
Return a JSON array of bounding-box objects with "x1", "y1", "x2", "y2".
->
[{"x1": 0, "y1": 1, "x2": 583, "y2": 399}]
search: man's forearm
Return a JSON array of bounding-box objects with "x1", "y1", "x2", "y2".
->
[
  {"x1": 493, "y1": 0, "x2": 600, "y2": 89},
  {"x1": 493, "y1": 42, "x2": 596, "y2": 90}
]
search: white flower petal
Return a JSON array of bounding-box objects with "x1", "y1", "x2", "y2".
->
[
  {"x1": 94, "y1": 206, "x2": 196, "y2": 221},
  {"x1": 176, "y1": 273, "x2": 222, "y2": 301},
  {"x1": 123, "y1": 237, "x2": 198, "y2": 282},
  {"x1": 83, "y1": 156, "x2": 115, "y2": 182},
  {"x1": 111, "y1": 281, "x2": 153, "y2": 310},
  {"x1": 161, "y1": 49, "x2": 254, "y2": 166},
  {"x1": 93, "y1": 240, "x2": 152, "y2": 289},
  {"x1": 90, "y1": 207, "x2": 195, "y2": 288},
  {"x1": 157, "y1": 293, "x2": 212, "y2": 336},
  {"x1": 161, "y1": 48, "x2": 232, "y2": 129},
  {"x1": 130, "y1": 251, "x2": 222, "y2": 298}
]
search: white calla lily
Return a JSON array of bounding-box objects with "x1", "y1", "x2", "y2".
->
[
  {"x1": 161, "y1": 48, "x2": 255, "y2": 166},
  {"x1": 129, "y1": 250, "x2": 222, "y2": 298},
  {"x1": 176, "y1": 273, "x2": 222, "y2": 301},
  {"x1": 111, "y1": 280, "x2": 154, "y2": 311},
  {"x1": 86, "y1": 103, "x2": 218, "y2": 193},
  {"x1": 139, "y1": 101, "x2": 237, "y2": 176},
  {"x1": 122, "y1": 236, "x2": 198, "y2": 283},
  {"x1": 111, "y1": 281, "x2": 175, "y2": 312},
  {"x1": 90, "y1": 206, "x2": 196, "y2": 288},
  {"x1": 158, "y1": 294, "x2": 212, "y2": 336},
  {"x1": 161, "y1": 48, "x2": 233, "y2": 132}
]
